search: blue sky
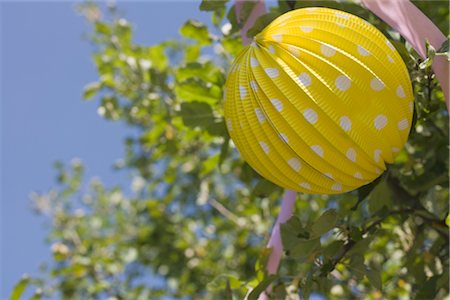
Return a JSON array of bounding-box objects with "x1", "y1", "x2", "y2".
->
[{"x1": 1, "y1": 2, "x2": 212, "y2": 297}]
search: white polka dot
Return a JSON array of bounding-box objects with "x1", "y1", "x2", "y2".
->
[
  {"x1": 391, "y1": 147, "x2": 400, "y2": 153},
  {"x1": 265, "y1": 68, "x2": 279, "y2": 78},
  {"x1": 320, "y1": 44, "x2": 336, "y2": 57},
  {"x1": 374, "y1": 149, "x2": 382, "y2": 163},
  {"x1": 337, "y1": 23, "x2": 346, "y2": 28},
  {"x1": 288, "y1": 158, "x2": 301, "y2": 172},
  {"x1": 268, "y1": 45, "x2": 275, "y2": 54},
  {"x1": 396, "y1": 85, "x2": 406, "y2": 98},
  {"x1": 375, "y1": 167, "x2": 382, "y2": 174},
  {"x1": 335, "y1": 75, "x2": 351, "y2": 91},
  {"x1": 279, "y1": 133, "x2": 289, "y2": 143},
  {"x1": 250, "y1": 57, "x2": 259, "y2": 67},
  {"x1": 354, "y1": 172, "x2": 363, "y2": 179},
  {"x1": 357, "y1": 45, "x2": 370, "y2": 56},
  {"x1": 270, "y1": 99, "x2": 283, "y2": 112},
  {"x1": 311, "y1": 145, "x2": 324, "y2": 157},
  {"x1": 303, "y1": 108, "x2": 318, "y2": 124},
  {"x1": 299, "y1": 182, "x2": 311, "y2": 190},
  {"x1": 227, "y1": 118, "x2": 232, "y2": 131},
  {"x1": 255, "y1": 108, "x2": 266, "y2": 123},
  {"x1": 239, "y1": 85, "x2": 247, "y2": 99},
  {"x1": 300, "y1": 26, "x2": 313, "y2": 33},
  {"x1": 370, "y1": 78, "x2": 385, "y2": 91},
  {"x1": 324, "y1": 173, "x2": 334, "y2": 179},
  {"x1": 298, "y1": 72, "x2": 312, "y2": 87},
  {"x1": 272, "y1": 34, "x2": 282, "y2": 42},
  {"x1": 250, "y1": 80, "x2": 258, "y2": 91},
  {"x1": 387, "y1": 55, "x2": 394, "y2": 63},
  {"x1": 259, "y1": 141, "x2": 269, "y2": 154},
  {"x1": 374, "y1": 114, "x2": 388, "y2": 130},
  {"x1": 288, "y1": 46, "x2": 300, "y2": 57},
  {"x1": 340, "y1": 116, "x2": 352, "y2": 131},
  {"x1": 398, "y1": 118, "x2": 409, "y2": 130},
  {"x1": 346, "y1": 148, "x2": 356, "y2": 162},
  {"x1": 331, "y1": 183, "x2": 342, "y2": 191},
  {"x1": 250, "y1": 41, "x2": 257, "y2": 47},
  {"x1": 386, "y1": 40, "x2": 395, "y2": 50},
  {"x1": 335, "y1": 12, "x2": 350, "y2": 19}
]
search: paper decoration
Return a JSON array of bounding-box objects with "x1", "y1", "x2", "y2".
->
[{"x1": 224, "y1": 7, "x2": 413, "y2": 194}]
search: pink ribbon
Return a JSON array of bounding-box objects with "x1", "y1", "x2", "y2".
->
[{"x1": 362, "y1": 0, "x2": 449, "y2": 110}]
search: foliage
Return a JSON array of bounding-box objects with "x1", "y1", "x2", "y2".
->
[{"x1": 12, "y1": 1, "x2": 449, "y2": 299}]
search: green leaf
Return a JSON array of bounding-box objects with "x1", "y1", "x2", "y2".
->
[
  {"x1": 148, "y1": 45, "x2": 168, "y2": 71},
  {"x1": 357, "y1": 175, "x2": 383, "y2": 202},
  {"x1": 301, "y1": 274, "x2": 312, "y2": 300},
  {"x1": 207, "y1": 273, "x2": 241, "y2": 291},
  {"x1": 289, "y1": 238, "x2": 320, "y2": 258},
  {"x1": 252, "y1": 179, "x2": 279, "y2": 198},
  {"x1": 365, "y1": 268, "x2": 382, "y2": 290},
  {"x1": 368, "y1": 179, "x2": 392, "y2": 213},
  {"x1": 11, "y1": 276, "x2": 30, "y2": 300},
  {"x1": 179, "y1": 102, "x2": 214, "y2": 129},
  {"x1": 218, "y1": 137, "x2": 230, "y2": 168},
  {"x1": 200, "y1": 153, "x2": 220, "y2": 177},
  {"x1": 94, "y1": 21, "x2": 111, "y2": 35},
  {"x1": 322, "y1": 240, "x2": 345, "y2": 258},
  {"x1": 83, "y1": 82, "x2": 102, "y2": 100},
  {"x1": 175, "y1": 78, "x2": 221, "y2": 104},
  {"x1": 180, "y1": 19, "x2": 212, "y2": 45},
  {"x1": 347, "y1": 237, "x2": 372, "y2": 258},
  {"x1": 238, "y1": 2, "x2": 256, "y2": 24},
  {"x1": 416, "y1": 276, "x2": 438, "y2": 299},
  {"x1": 438, "y1": 38, "x2": 449, "y2": 53},
  {"x1": 436, "y1": 38, "x2": 450, "y2": 61},
  {"x1": 200, "y1": 0, "x2": 228, "y2": 12},
  {"x1": 348, "y1": 254, "x2": 366, "y2": 280},
  {"x1": 310, "y1": 209, "x2": 338, "y2": 238},
  {"x1": 176, "y1": 62, "x2": 224, "y2": 85},
  {"x1": 280, "y1": 216, "x2": 305, "y2": 250},
  {"x1": 247, "y1": 275, "x2": 277, "y2": 300},
  {"x1": 246, "y1": 12, "x2": 279, "y2": 38}
]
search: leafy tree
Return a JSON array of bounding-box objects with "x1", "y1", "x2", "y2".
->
[{"x1": 12, "y1": 1, "x2": 449, "y2": 299}]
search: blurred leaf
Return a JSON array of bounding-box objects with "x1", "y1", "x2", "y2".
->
[
  {"x1": 180, "y1": 19, "x2": 212, "y2": 45},
  {"x1": 349, "y1": 254, "x2": 365, "y2": 280},
  {"x1": 416, "y1": 276, "x2": 438, "y2": 299},
  {"x1": 83, "y1": 82, "x2": 102, "y2": 100},
  {"x1": 148, "y1": 45, "x2": 168, "y2": 71},
  {"x1": 289, "y1": 238, "x2": 320, "y2": 258},
  {"x1": 311, "y1": 209, "x2": 338, "y2": 238},
  {"x1": 252, "y1": 179, "x2": 279, "y2": 198},
  {"x1": 368, "y1": 179, "x2": 392, "y2": 213},
  {"x1": 199, "y1": 0, "x2": 228, "y2": 12},
  {"x1": 246, "y1": 12, "x2": 279, "y2": 38},
  {"x1": 175, "y1": 78, "x2": 221, "y2": 104},
  {"x1": 179, "y1": 102, "x2": 214, "y2": 129},
  {"x1": 247, "y1": 275, "x2": 277, "y2": 300},
  {"x1": 11, "y1": 276, "x2": 29, "y2": 300},
  {"x1": 207, "y1": 273, "x2": 241, "y2": 291},
  {"x1": 366, "y1": 268, "x2": 382, "y2": 290}
]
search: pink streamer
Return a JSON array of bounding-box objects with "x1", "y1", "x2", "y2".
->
[
  {"x1": 362, "y1": 0, "x2": 449, "y2": 110},
  {"x1": 235, "y1": 0, "x2": 267, "y2": 45}
]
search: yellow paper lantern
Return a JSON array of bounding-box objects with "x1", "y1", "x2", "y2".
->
[{"x1": 224, "y1": 7, "x2": 413, "y2": 194}]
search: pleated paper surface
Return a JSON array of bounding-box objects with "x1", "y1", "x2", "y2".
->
[{"x1": 224, "y1": 7, "x2": 413, "y2": 194}]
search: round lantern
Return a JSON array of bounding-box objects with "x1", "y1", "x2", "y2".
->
[{"x1": 224, "y1": 7, "x2": 413, "y2": 194}]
